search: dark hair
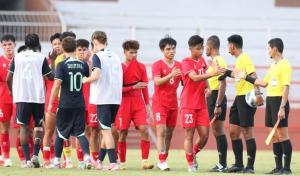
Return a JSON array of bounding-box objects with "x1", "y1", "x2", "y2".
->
[
  {"x1": 159, "y1": 36, "x2": 177, "y2": 50},
  {"x1": 25, "y1": 33, "x2": 40, "y2": 51},
  {"x1": 76, "y1": 39, "x2": 90, "y2": 48},
  {"x1": 188, "y1": 35, "x2": 204, "y2": 47},
  {"x1": 1, "y1": 34, "x2": 15, "y2": 43},
  {"x1": 268, "y1": 38, "x2": 284, "y2": 53},
  {"x1": 62, "y1": 37, "x2": 76, "y2": 53},
  {"x1": 207, "y1": 35, "x2": 220, "y2": 49},
  {"x1": 91, "y1": 31, "x2": 107, "y2": 44},
  {"x1": 60, "y1": 31, "x2": 76, "y2": 41},
  {"x1": 17, "y1": 45, "x2": 27, "y2": 53},
  {"x1": 227, "y1": 34, "x2": 243, "y2": 49},
  {"x1": 122, "y1": 40, "x2": 139, "y2": 50},
  {"x1": 50, "y1": 33, "x2": 61, "y2": 43}
]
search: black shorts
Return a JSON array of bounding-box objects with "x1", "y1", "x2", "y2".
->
[
  {"x1": 265, "y1": 97, "x2": 289, "y2": 128},
  {"x1": 16, "y1": 102, "x2": 44, "y2": 127},
  {"x1": 206, "y1": 90, "x2": 227, "y2": 121},
  {"x1": 96, "y1": 104, "x2": 119, "y2": 130},
  {"x1": 56, "y1": 108, "x2": 85, "y2": 139},
  {"x1": 229, "y1": 95, "x2": 256, "y2": 127}
]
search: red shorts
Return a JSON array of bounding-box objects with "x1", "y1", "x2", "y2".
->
[
  {"x1": 88, "y1": 104, "x2": 98, "y2": 128},
  {"x1": 152, "y1": 103, "x2": 178, "y2": 127},
  {"x1": 180, "y1": 108, "x2": 209, "y2": 128},
  {"x1": 11, "y1": 104, "x2": 34, "y2": 129},
  {"x1": 115, "y1": 97, "x2": 147, "y2": 130},
  {"x1": 0, "y1": 103, "x2": 13, "y2": 122}
]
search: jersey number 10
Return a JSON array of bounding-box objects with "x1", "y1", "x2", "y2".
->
[{"x1": 68, "y1": 72, "x2": 83, "y2": 92}]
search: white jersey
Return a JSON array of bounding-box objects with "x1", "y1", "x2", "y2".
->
[
  {"x1": 90, "y1": 48, "x2": 123, "y2": 105},
  {"x1": 10, "y1": 50, "x2": 51, "y2": 103}
]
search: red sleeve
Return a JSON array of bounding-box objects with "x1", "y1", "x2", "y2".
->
[
  {"x1": 122, "y1": 86, "x2": 134, "y2": 93},
  {"x1": 152, "y1": 61, "x2": 161, "y2": 78},
  {"x1": 181, "y1": 59, "x2": 194, "y2": 75}
]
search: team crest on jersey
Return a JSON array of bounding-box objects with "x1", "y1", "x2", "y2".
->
[
  {"x1": 3, "y1": 63, "x2": 6, "y2": 68},
  {"x1": 163, "y1": 70, "x2": 166, "y2": 74}
]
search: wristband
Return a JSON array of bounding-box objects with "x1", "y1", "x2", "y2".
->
[{"x1": 245, "y1": 75, "x2": 256, "y2": 84}]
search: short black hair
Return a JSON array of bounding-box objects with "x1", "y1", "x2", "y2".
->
[
  {"x1": 207, "y1": 35, "x2": 220, "y2": 49},
  {"x1": 227, "y1": 34, "x2": 243, "y2": 49},
  {"x1": 268, "y1": 38, "x2": 284, "y2": 53},
  {"x1": 17, "y1": 45, "x2": 27, "y2": 53},
  {"x1": 122, "y1": 40, "x2": 139, "y2": 50},
  {"x1": 1, "y1": 34, "x2": 15, "y2": 43},
  {"x1": 188, "y1": 35, "x2": 204, "y2": 47},
  {"x1": 76, "y1": 39, "x2": 89, "y2": 48},
  {"x1": 25, "y1": 33, "x2": 40, "y2": 51},
  {"x1": 60, "y1": 31, "x2": 76, "y2": 41},
  {"x1": 62, "y1": 37, "x2": 76, "y2": 53},
  {"x1": 159, "y1": 36, "x2": 177, "y2": 50},
  {"x1": 50, "y1": 33, "x2": 61, "y2": 43}
]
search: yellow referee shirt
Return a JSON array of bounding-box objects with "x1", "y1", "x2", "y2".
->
[
  {"x1": 264, "y1": 59, "x2": 292, "y2": 96},
  {"x1": 235, "y1": 52, "x2": 255, "y2": 96},
  {"x1": 207, "y1": 56, "x2": 228, "y2": 90}
]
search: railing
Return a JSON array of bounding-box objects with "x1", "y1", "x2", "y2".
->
[{"x1": 0, "y1": 11, "x2": 66, "y2": 41}]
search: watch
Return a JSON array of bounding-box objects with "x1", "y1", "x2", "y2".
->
[{"x1": 215, "y1": 103, "x2": 221, "y2": 108}]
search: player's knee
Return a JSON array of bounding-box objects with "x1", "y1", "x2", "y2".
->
[{"x1": 230, "y1": 130, "x2": 239, "y2": 139}]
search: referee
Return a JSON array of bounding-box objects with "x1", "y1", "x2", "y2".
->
[{"x1": 237, "y1": 38, "x2": 292, "y2": 175}]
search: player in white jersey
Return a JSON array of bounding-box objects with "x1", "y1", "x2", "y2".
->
[
  {"x1": 83, "y1": 31, "x2": 122, "y2": 170},
  {"x1": 6, "y1": 34, "x2": 54, "y2": 168}
]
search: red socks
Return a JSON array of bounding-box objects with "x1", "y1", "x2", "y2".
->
[
  {"x1": 193, "y1": 144, "x2": 200, "y2": 155},
  {"x1": 159, "y1": 153, "x2": 167, "y2": 162},
  {"x1": 43, "y1": 146, "x2": 51, "y2": 162},
  {"x1": 76, "y1": 145, "x2": 84, "y2": 161},
  {"x1": 141, "y1": 140, "x2": 150, "y2": 160},
  {"x1": 185, "y1": 153, "x2": 194, "y2": 166},
  {"x1": 118, "y1": 141, "x2": 126, "y2": 163},
  {"x1": 91, "y1": 151, "x2": 99, "y2": 161},
  {"x1": 16, "y1": 136, "x2": 25, "y2": 161},
  {"x1": 0, "y1": 133, "x2": 10, "y2": 159}
]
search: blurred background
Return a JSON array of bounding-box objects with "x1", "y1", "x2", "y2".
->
[{"x1": 1, "y1": 0, "x2": 300, "y2": 150}]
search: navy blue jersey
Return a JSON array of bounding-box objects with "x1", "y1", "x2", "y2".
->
[{"x1": 55, "y1": 57, "x2": 89, "y2": 108}]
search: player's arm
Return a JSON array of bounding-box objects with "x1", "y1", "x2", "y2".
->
[
  {"x1": 214, "y1": 78, "x2": 226, "y2": 116},
  {"x1": 238, "y1": 72, "x2": 268, "y2": 88},
  {"x1": 42, "y1": 58, "x2": 54, "y2": 80},
  {"x1": 6, "y1": 58, "x2": 15, "y2": 94},
  {"x1": 82, "y1": 54, "x2": 101, "y2": 84},
  {"x1": 154, "y1": 67, "x2": 181, "y2": 86},
  {"x1": 188, "y1": 69, "x2": 223, "y2": 82}
]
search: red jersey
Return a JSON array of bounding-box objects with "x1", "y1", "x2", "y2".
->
[
  {"x1": 180, "y1": 57, "x2": 208, "y2": 109},
  {"x1": 45, "y1": 57, "x2": 58, "y2": 110},
  {"x1": 0, "y1": 55, "x2": 13, "y2": 104},
  {"x1": 122, "y1": 59, "x2": 149, "y2": 104},
  {"x1": 152, "y1": 59, "x2": 181, "y2": 109}
]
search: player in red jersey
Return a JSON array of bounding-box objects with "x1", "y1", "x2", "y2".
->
[
  {"x1": 180, "y1": 35, "x2": 224, "y2": 172},
  {"x1": 0, "y1": 34, "x2": 15, "y2": 167},
  {"x1": 115, "y1": 40, "x2": 154, "y2": 170},
  {"x1": 43, "y1": 33, "x2": 63, "y2": 168},
  {"x1": 151, "y1": 36, "x2": 181, "y2": 171}
]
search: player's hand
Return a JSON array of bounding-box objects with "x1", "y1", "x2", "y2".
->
[
  {"x1": 82, "y1": 77, "x2": 88, "y2": 84},
  {"x1": 205, "y1": 88, "x2": 211, "y2": 97},
  {"x1": 47, "y1": 104, "x2": 53, "y2": 113},
  {"x1": 214, "y1": 106, "x2": 222, "y2": 117},
  {"x1": 278, "y1": 108, "x2": 285, "y2": 119},
  {"x1": 255, "y1": 95, "x2": 264, "y2": 106},
  {"x1": 213, "y1": 67, "x2": 226, "y2": 76},
  {"x1": 233, "y1": 69, "x2": 246, "y2": 79},
  {"x1": 133, "y1": 82, "x2": 147, "y2": 89},
  {"x1": 84, "y1": 50, "x2": 92, "y2": 61},
  {"x1": 145, "y1": 104, "x2": 153, "y2": 123},
  {"x1": 170, "y1": 68, "x2": 181, "y2": 77}
]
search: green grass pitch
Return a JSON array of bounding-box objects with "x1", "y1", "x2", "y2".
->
[{"x1": 1, "y1": 149, "x2": 299, "y2": 176}]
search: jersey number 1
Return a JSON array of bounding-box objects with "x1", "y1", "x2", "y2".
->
[{"x1": 68, "y1": 72, "x2": 83, "y2": 92}]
